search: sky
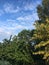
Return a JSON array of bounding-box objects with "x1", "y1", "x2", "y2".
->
[{"x1": 0, "y1": 0, "x2": 42, "y2": 42}]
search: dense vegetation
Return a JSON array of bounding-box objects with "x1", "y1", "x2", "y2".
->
[{"x1": 0, "y1": 0, "x2": 49, "y2": 65}]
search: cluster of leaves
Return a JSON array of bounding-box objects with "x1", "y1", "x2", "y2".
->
[
  {"x1": 0, "y1": 30, "x2": 34, "y2": 65},
  {"x1": 32, "y1": 0, "x2": 49, "y2": 65}
]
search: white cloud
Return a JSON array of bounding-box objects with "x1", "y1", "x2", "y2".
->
[
  {"x1": 0, "y1": 0, "x2": 41, "y2": 41},
  {"x1": 0, "y1": 19, "x2": 28, "y2": 36},
  {"x1": 4, "y1": 3, "x2": 20, "y2": 13},
  {"x1": 16, "y1": 12, "x2": 38, "y2": 30},
  {"x1": 0, "y1": 14, "x2": 37, "y2": 41},
  {"x1": 6, "y1": 19, "x2": 28, "y2": 30},
  {"x1": 17, "y1": 13, "x2": 39, "y2": 21},
  {"x1": 24, "y1": 3, "x2": 35, "y2": 11},
  {"x1": 24, "y1": 0, "x2": 41, "y2": 11},
  {"x1": 0, "y1": 28, "x2": 4, "y2": 33}
]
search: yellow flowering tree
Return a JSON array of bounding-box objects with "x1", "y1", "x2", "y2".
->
[{"x1": 32, "y1": 0, "x2": 49, "y2": 64}]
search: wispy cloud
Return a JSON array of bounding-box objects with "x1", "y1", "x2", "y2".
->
[
  {"x1": 0, "y1": 17, "x2": 35, "y2": 41},
  {"x1": 24, "y1": 0, "x2": 41, "y2": 11},
  {"x1": 17, "y1": 13, "x2": 39, "y2": 21},
  {"x1": 24, "y1": 3, "x2": 35, "y2": 11},
  {"x1": 3, "y1": 3, "x2": 20, "y2": 13},
  {"x1": 0, "y1": 19, "x2": 29, "y2": 36},
  {"x1": 0, "y1": 0, "x2": 41, "y2": 41},
  {"x1": 0, "y1": 3, "x2": 20, "y2": 16}
]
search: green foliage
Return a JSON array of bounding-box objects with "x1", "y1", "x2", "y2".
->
[
  {"x1": 0, "y1": 60, "x2": 11, "y2": 65},
  {"x1": 0, "y1": 30, "x2": 34, "y2": 65},
  {"x1": 32, "y1": 0, "x2": 49, "y2": 65}
]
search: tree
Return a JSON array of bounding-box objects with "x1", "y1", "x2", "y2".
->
[
  {"x1": 32, "y1": 0, "x2": 49, "y2": 65},
  {"x1": 12, "y1": 30, "x2": 34, "y2": 65},
  {"x1": 0, "y1": 30, "x2": 35, "y2": 65}
]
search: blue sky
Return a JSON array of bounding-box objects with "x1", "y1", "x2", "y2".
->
[{"x1": 0, "y1": 0, "x2": 42, "y2": 42}]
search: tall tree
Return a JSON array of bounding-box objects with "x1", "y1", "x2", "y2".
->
[{"x1": 32, "y1": 0, "x2": 49, "y2": 65}]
